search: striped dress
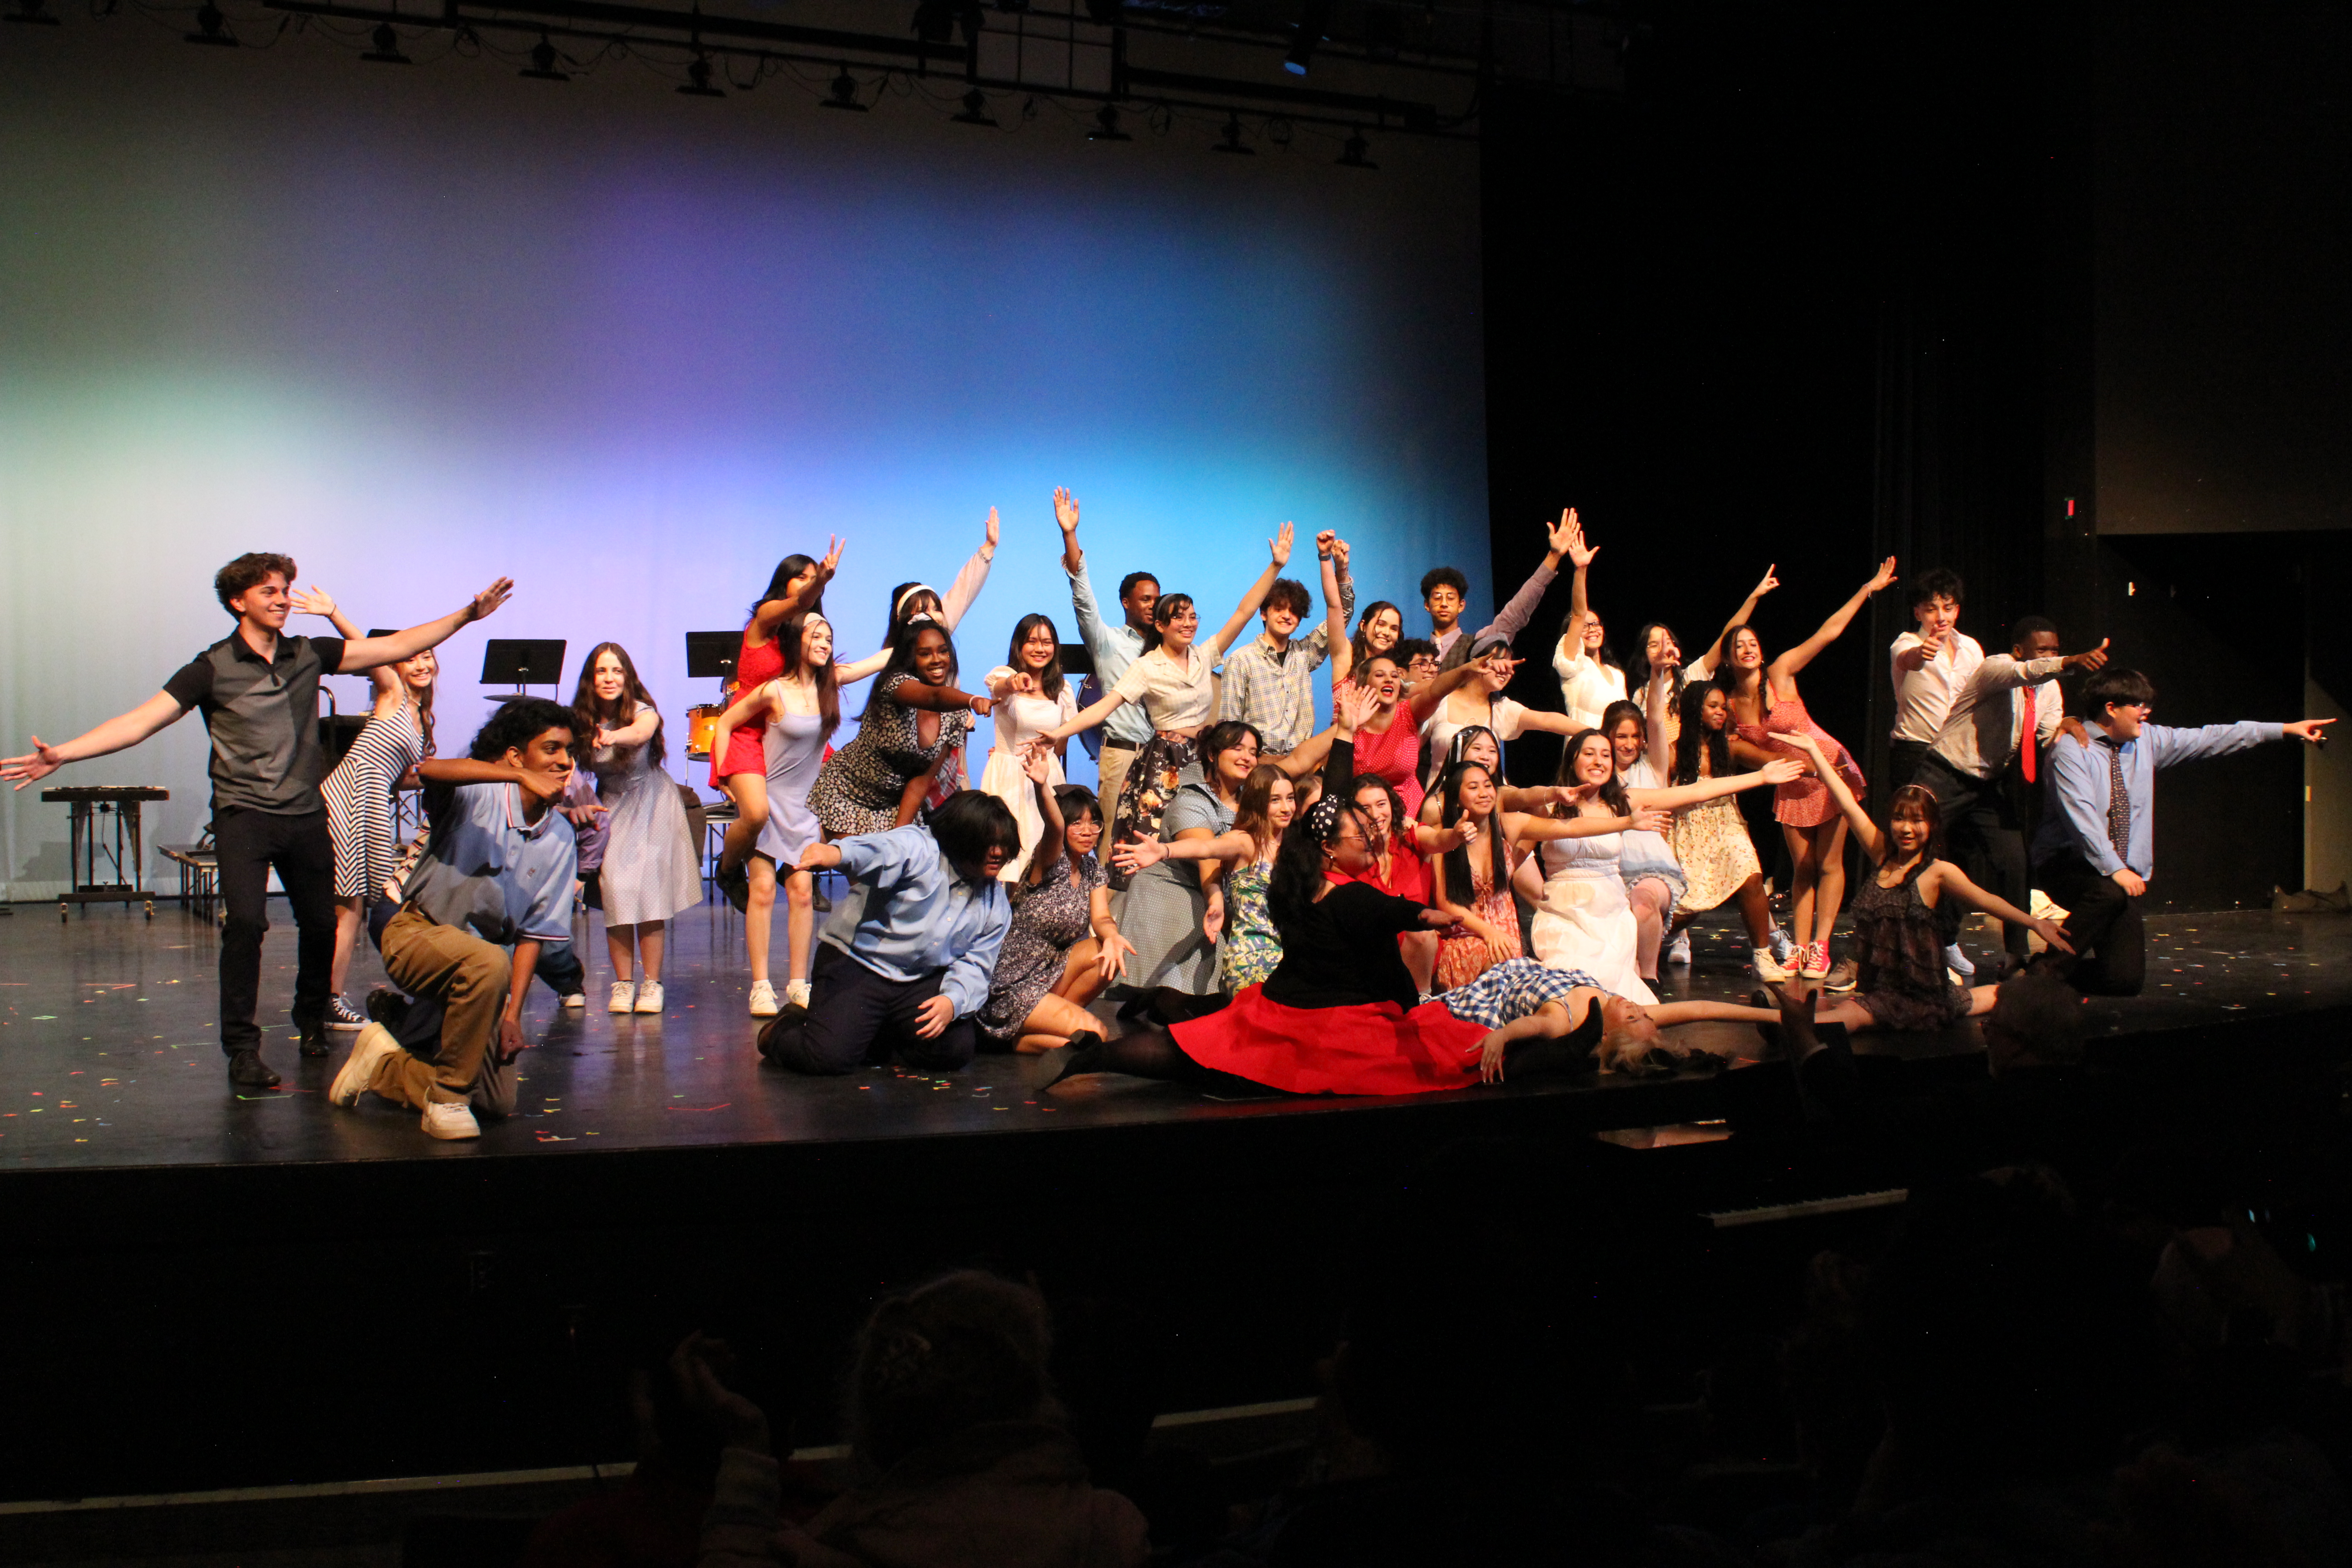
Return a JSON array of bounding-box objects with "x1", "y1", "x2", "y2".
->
[{"x1": 324, "y1": 693, "x2": 426, "y2": 901}]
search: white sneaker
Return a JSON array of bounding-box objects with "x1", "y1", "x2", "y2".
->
[
  {"x1": 784, "y1": 980, "x2": 812, "y2": 1009},
  {"x1": 1666, "y1": 930, "x2": 1692, "y2": 966},
  {"x1": 1943, "y1": 942, "x2": 1975, "y2": 978},
  {"x1": 421, "y1": 1100, "x2": 480, "y2": 1140},
  {"x1": 633, "y1": 981, "x2": 665, "y2": 1014},
  {"x1": 1769, "y1": 928, "x2": 1798, "y2": 967},
  {"x1": 748, "y1": 980, "x2": 779, "y2": 1018},
  {"x1": 608, "y1": 981, "x2": 636, "y2": 1014},
  {"x1": 562, "y1": 990, "x2": 586, "y2": 1010},
  {"x1": 1752, "y1": 947, "x2": 1790, "y2": 983},
  {"x1": 328, "y1": 1023, "x2": 403, "y2": 1108}
]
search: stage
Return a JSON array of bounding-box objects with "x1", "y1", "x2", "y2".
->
[{"x1": 3, "y1": 893, "x2": 2349, "y2": 1504}]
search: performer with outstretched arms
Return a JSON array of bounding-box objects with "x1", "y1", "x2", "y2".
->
[
  {"x1": 3, "y1": 554, "x2": 512, "y2": 1088},
  {"x1": 711, "y1": 539, "x2": 839, "y2": 881},
  {"x1": 1055, "y1": 486, "x2": 1157, "y2": 813}
]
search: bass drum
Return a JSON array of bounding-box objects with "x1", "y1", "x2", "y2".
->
[{"x1": 684, "y1": 703, "x2": 724, "y2": 761}]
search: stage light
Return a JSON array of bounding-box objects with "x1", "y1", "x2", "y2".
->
[
  {"x1": 677, "y1": 51, "x2": 725, "y2": 96},
  {"x1": 952, "y1": 88, "x2": 999, "y2": 127},
  {"x1": 184, "y1": 2, "x2": 238, "y2": 45},
  {"x1": 1284, "y1": 0, "x2": 1333, "y2": 74},
  {"x1": 519, "y1": 32, "x2": 569, "y2": 81},
  {"x1": 361, "y1": 21, "x2": 412, "y2": 63},
  {"x1": 1211, "y1": 112, "x2": 1253, "y2": 156},
  {"x1": 1086, "y1": 103, "x2": 1131, "y2": 142},
  {"x1": 1337, "y1": 130, "x2": 1377, "y2": 169},
  {"x1": 4, "y1": 0, "x2": 61, "y2": 27},
  {"x1": 821, "y1": 66, "x2": 867, "y2": 110}
]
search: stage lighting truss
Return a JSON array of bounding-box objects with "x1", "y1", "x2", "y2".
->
[{"x1": 87, "y1": 0, "x2": 1637, "y2": 145}]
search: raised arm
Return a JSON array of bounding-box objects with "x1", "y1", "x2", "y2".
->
[
  {"x1": 1, "y1": 691, "x2": 189, "y2": 788},
  {"x1": 939, "y1": 509, "x2": 999, "y2": 629},
  {"x1": 414, "y1": 755, "x2": 567, "y2": 806},
  {"x1": 595, "y1": 704, "x2": 662, "y2": 751},
  {"x1": 1480, "y1": 507, "x2": 1574, "y2": 646},
  {"x1": 1691, "y1": 563, "x2": 1779, "y2": 681},
  {"x1": 1769, "y1": 558, "x2": 1897, "y2": 682},
  {"x1": 289, "y1": 586, "x2": 390, "y2": 695},
  {"x1": 1642, "y1": 665, "x2": 1675, "y2": 777},
  {"x1": 1557, "y1": 510, "x2": 1595, "y2": 661},
  {"x1": 1509, "y1": 805, "x2": 1670, "y2": 844},
  {"x1": 750, "y1": 537, "x2": 843, "y2": 637},
  {"x1": 1209, "y1": 522, "x2": 1296, "y2": 657},
  {"x1": 1111, "y1": 825, "x2": 1259, "y2": 874},
  {"x1": 1040, "y1": 686, "x2": 1127, "y2": 747},
  {"x1": 1023, "y1": 748, "x2": 1066, "y2": 887},
  {"x1": 337, "y1": 578, "x2": 514, "y2": 673},
  {"x1": 1310, "y1": 531, "x2": 1348, "y2": 660},
  {"x1": 1404, "y1": 651, "x2": 1494, "y2": 723}
]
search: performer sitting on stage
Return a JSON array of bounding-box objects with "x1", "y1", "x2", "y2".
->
[
  {"x1": 1773, "y1": 730, "x2": 2074, "y2": 1032},
  {"x1": 759, "y1": 789, "x2": 1018, "y2": 1076},
  {"x1": 2032, "y1": 669, "x2": 2332, "y2": 997},
  {"x1": 711, "y1": 539, "x2": 838, "y2": 882},
  {"x1": 975, "y1": 753, "x2": 1132, "y2": 1054},
  {"x1": 328, "y1": 697, "x2": 578, "y2": 1140},
  {"x1": 1048, "y1": 796, "x2": 1786, "y2": 1098},
  {"x1": 2, "y1": 553, "x2": 512, "y2": 1088}
]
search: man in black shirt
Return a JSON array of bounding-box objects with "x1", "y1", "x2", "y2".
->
[{"x1": 4, "y1": 553, "x2": 514, "y2": 1086}]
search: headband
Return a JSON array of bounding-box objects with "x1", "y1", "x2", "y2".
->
[
  {"x1": 1305, "y1": 796, "x2": 1350, "y2": 839},
  {"x1": 893, "y1": 584, "x2": 939, "y2": 622}
]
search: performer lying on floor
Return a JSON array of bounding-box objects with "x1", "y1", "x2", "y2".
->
[{"x1": 1047, "y1": 794, "x2": 1787, "y2": 1098}]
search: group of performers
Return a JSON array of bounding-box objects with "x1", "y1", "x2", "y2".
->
[{"x1": 3, "y1": 505, "x2": 2330, "y2": 1141}]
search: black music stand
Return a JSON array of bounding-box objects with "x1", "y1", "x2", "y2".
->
[
  {"x1": 686, "y1": 632, "x2": 740, "y2": 682},
  {"x1": 1059, "y1": 642, "x2": 1095, "y2": 676},
  {"x1": 480, "y1": 639, "x2": 567, "y2": 696}
]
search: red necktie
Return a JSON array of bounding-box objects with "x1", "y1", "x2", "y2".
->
[{"x1": 2019, "y1": 685, "x2": 2037, "y2": 783}]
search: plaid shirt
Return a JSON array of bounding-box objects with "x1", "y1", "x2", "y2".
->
[{"x1": 1216, "y1": 573, "x2": 1354, "y2": 753}]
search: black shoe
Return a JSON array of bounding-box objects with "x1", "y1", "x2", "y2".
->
[
  {"x1": 297, "y1": 1024, "x2": 331, "y2": 1058},
  {"x1": 228, "y1": 1049, "x2": 280, "y2": 1088},
  {"x1": 717, "y1": 861, "x2": 751, "y2": 915},
  {"x1": 365, "y1": 987, "x2": 412, "y2": 1028},
  {"x1": 810, "y1": 888, "x2": 833, "y2": 915},
  {"x1": 755, "y1": 1002, "x2": 809, "y2": 1069},
  {"x1": 1114, "y1": 995, "x2": 1150, "y2": 1024},
  {"x1": 1044, "y1": 1031, "x2": 1105, "y2": 1089}
]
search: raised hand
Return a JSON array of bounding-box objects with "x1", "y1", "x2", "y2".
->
[
  {"x1": 1332, "y1": 537, "x2": 1351, "y2": 573},
  {"x1": 1547, "y1": 506, "x2": 1582, "y2": 560},
  {"x1": 1752, "y1": 563, "x2": 1780, "y2": 599},
  {"x1": 2063, "y1": 638, "x2": 2110, "y2": 674},
  {"x1": 1758, "y1": 757, "x2": 1806, "y2": 786},
  {"x1": 1019, "y1": 746, "x2": 1051, "y2": 786},
  {"x1": 1053, "y1": 486, "x2": 1080, "y2": 533},
  {"x1": 0, "y1": 737, "x2": 64, "y2": 789},
  {"x1": 289, "y1": 585, "x2": 339, "y2": 619},
  {"x1": 2285, "y1": 718, "x2": 2336, "y2": 745},
  {"x1": 1562, "y1": 512, "x2": 1597, "y2": 571},
  {"x1": 817, "y1": 534, "x2": 845, "y2": 583},
  {"x1": 1314, "y1": 529, "x2": 1338, "y2": 559},
  {"x1": 983, "y1": 506, "x2": 1001, "y2": 551},
  {"x1": 1269, "y1": 520, "x2": 1296, "y2": 568},
  {"x1": 1864, "y1": 556, "x2": 1899, "y2": 595},
  {"x1": 468, "y1": 577, "x2": 516, "y2": 622}
]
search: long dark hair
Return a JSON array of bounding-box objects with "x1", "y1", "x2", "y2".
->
[
  {"x1": 1673, "y1": 680, "x2": 1733, "y2": 786},
  {"x1": 1557, "y1": 607, "x2": 1622, "y2": 672},
  {"x1": 750, "y1": 553, "x2": 821, "y2": 623},
  {"x1": 1140, "y1": 593, "x2": 1194, "y2": 656},
  {"x1": 781, "y1": 612, "x2": 841, "y2": 740},
  {"x1": 1235, "y1": 764, "x2": 1293, "y2": 860},
  {"x1": 1886, "y1": 783, "x2": 1946, "y2": 862},
  {"x1": 1350, "y1": 600, "x2": 1403, "y2": 671},
  {"x1": 1629, "y1": 620, "x2": 1683, "y2": 700},
  {"x1": 1599, "y1": 698, "x2": 1647, "y2": 774},
  {"x1": 1269, "y1": 801, "x2": 1365, "y2": 930},
  {"x1": 1437, "y1": 760, "x2": 1509, "y2": 905},
  {"x1": 572, "y1": 641, "x2": 665, "y2": 769},
  {"x1": 1005, "y1": 613, "x2": 1065, "y2": 702},
  {"x1": 887, "y1": 581, "x2": 944, "y2": 638},
  {"x1": 860, "y1": 618, "x2": 957, "y2": 720},
  {"x1": 1551, "y1": 728, "x2": 1629, "y2": 818}
]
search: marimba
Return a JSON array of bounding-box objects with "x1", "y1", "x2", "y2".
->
[{"x1": 39, "y1": 785, "x2": 169, "y2": 921}]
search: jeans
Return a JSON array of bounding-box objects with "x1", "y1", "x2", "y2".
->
[
  {"x1": 758, "y1": 942, "x2": 977, "y2": 1076},
  {"x1": 213, "y1": 807, "x2": 337, "y2": 1054}
]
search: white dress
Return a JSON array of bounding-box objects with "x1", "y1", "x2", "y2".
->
[
  {"x1": 977, "y1": 668, "x2": 1080, "y2": 882},
  {"x1": 589, "y1": 722, "x2": 705, "y2": 926},
  {"x1": 1529, "y1": 827, "x2": 1656, "y2": 1005},
  {"x1": 1552, "y1": 646, "x2": 1628, "y2": 732}
]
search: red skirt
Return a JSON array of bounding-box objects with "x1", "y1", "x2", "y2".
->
[
  {"x1": 1170, "y1": 985, "x2": 1489, "y2": 1098},
  {"x1": 710, "y1": 721, "x2": 767, "y2": 789}
]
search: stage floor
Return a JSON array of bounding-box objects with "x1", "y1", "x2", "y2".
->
[{"x1": 2, "y1": 894, "x2": 2347, "y2": 1175}]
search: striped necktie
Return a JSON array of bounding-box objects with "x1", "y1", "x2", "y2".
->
[{"x1": 2099, "y1": 736, "x2": 2131, "y2": 867}]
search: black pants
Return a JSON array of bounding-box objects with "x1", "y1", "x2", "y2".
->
[
  {"x1": 758, "y1": 943, "x2": 976, "y2": 1076},
  {"x1": 2036, "y1": 851, "x2": 2146, "y2": 996},
  {"x1": 1915, "y1": 758, "x2": 2032, "y2": 958},
  {"x1": 1887, "y1": 739, "x2": 1935, "y2": 791},
  {"x1": 213, "y1": 807, "x2": 337, "y2": 1054}
]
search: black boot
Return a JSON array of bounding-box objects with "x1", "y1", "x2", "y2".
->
[
  {"x1": 228, "y1": 1049, "x2": 280, "y2": 1088},
  {"x1": 297, "y1": 1023, "x2": 331, "y2": 1058},
  {"x1": 1044, "y1": 1030, "x2": 1106, "y2": 1088}
]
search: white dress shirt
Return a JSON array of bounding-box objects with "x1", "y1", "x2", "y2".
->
[{"x1": 1888, "y1": 629, "x2": 1985, "y2": 745}]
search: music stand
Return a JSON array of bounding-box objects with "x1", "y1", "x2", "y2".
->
[
  {"x1": 686, "y1": 632, "x2": 740, "y2": 682},
  {"x1": 480, "y1": 639, "x2": 567, "y2": 696},
  {"x1": 1058, "y1": 642, "x2": 1096, "y2": 676}
]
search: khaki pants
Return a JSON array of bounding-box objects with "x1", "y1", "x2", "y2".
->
[
  {"x1": 1097, "y1": 743, "x2": 1140, "y2": 818},
  {"x1": 375, "y1": 906, "x2": 515, "y2": 1114}
]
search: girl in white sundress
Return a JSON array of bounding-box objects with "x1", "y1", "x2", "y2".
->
[
  {"x1": 573, "y1": 642, "x2": 704, "y2": 1016},
  {"x1": 980, "y1": 613, "x2": 1079, "y2": 882}
]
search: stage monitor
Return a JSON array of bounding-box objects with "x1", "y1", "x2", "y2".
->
[
  {"x1": 685, "y1": 632, "x2": 740, "y2": 681},
  {"x1": 480, "y1": 639, "x2": 567, "y2": 689}
]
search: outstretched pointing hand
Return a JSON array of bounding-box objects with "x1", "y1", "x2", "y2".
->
[
  {"x1": 469, "y1": 578, "x2": 516, "y2": 622},
  {"x1": 1, "y1": 737, "x2": 65, "y2": 789}
]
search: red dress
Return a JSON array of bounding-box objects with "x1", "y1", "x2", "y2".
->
[
  {"x1": 1171, "y1": 878, "x2": 1487, "y2": 1097},
  {"x1": 1352, "y1": 710, "x2": 1426, "y2": 820},
  {"x1": 1734, "y1": 689, "x2": 1865, "y2": 828},
  {"x1": 709, "y1": 627, "x2": 786, "y2": 787}
]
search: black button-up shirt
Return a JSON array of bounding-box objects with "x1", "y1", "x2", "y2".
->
[{"x1": 162, "y1": 631, "x2": 347, "y2": 815}]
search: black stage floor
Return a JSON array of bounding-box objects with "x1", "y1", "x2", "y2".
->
[{"x1": 1, "y1": 893, "x2": 2346, "y2": 1174}]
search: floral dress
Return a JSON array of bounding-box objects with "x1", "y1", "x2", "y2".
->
[
  {"x1": 1219, "y1": 859, "x2": 1282, "y2": 991},
  {"x1": 808, "y1": 673, "x2": 973, "y2": 839},
  {"x1": 976, "y1": 850, "x2": 1106, "y2": 1044},
  {"x1": 1434, "y1": 843, "x2": 1524, "y2": 992}
]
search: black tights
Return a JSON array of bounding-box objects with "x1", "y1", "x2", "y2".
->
[{"x1": 1051, "y1": 1028, "x2": 1274, "y2": 1098}]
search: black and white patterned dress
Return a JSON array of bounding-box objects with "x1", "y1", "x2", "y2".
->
[
  {"x1": 808, "y1": 673, "x2": 973, "y2": 839},
  {"x1": 975, "y1": 850, "x2": 1106, "y2": 1043},
  {"x1": 323, "y1": 693, "x2": 425, "y2": 901}
]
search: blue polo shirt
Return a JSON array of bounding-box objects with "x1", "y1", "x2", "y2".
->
[{"x1": 401, "y1": 781, "x2": 577, "y2": 945}]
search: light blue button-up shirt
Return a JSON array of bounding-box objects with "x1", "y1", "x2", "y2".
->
[
  {"x1": 2033, "y1": 718, "x2": 2283, "y2": 880},
  {"x1": 1067, "y1": 557, "x2": 1153, "y2": 749},
  {"x1": 818, "y1": 823, "x2": 1012, "y2": 1018},
  {"x1": 402, "y1": 782, "x2": 578, "y2": 944}
]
